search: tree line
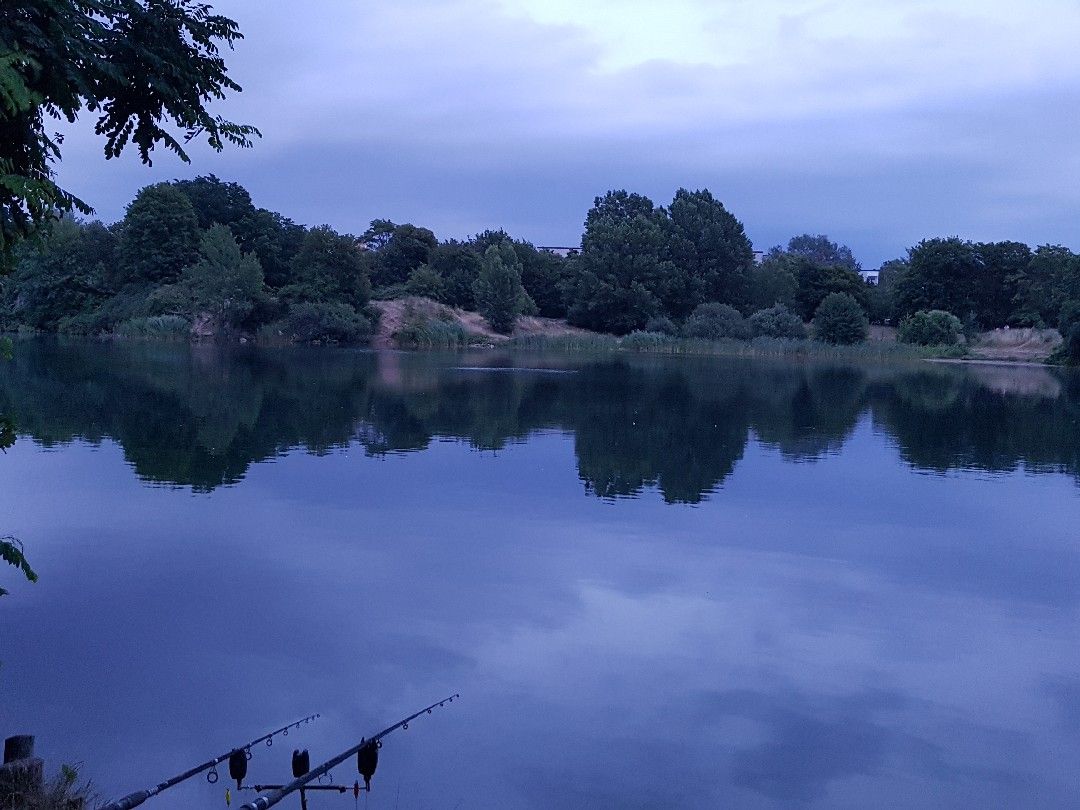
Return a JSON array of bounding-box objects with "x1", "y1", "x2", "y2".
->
[{"x1": 2, "y1": 177, "x2": 1079, "y2": 356}]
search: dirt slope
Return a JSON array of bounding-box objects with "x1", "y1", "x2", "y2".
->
[
  {"x1": 369, "y1": 297, "x2": 590, "y2": 348},
  {"x1": 969, "y1": 327, "x2": 1061, "y2": 362}
]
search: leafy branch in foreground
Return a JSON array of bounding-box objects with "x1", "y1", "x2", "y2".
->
[
  {"x1": 1, "y1": 535, "x2": 37, "y2": 596},
  {"x1": 1, "y1": 0, "x2": 259, "y2": 266}
]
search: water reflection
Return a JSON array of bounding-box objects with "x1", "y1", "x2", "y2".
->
[
  {"x1": 0, "y1": 339, "x2": 1078, "y2": 497},
  {"x1": 1, "y1": 340, "x2": 1079, "y2": 808}
]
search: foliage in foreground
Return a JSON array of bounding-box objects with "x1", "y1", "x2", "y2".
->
[
  {"x1": 1, "y1": 535, "x2": 37, "y2": 596},
  {"x1": 0, "y1": 761, "x2": 94, "y2": 808},
  {"x1": 0, "y1": 0, "x2": 257, "y2": 266}
]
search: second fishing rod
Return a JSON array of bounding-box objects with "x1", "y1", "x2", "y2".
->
[{"x1": 238, "y1": 694, "x2": 459, "y2": 810}]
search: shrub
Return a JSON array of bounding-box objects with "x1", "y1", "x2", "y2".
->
[
  {"x1": 372, "y1": 283, "x2": 408, "y2": 301},
  {"x1": 897, "y1": 309, "x2": 964, "y2": 346},
  {"x1": 749, "y1": 304, "x2": 806, "y2": 339},
  {"x1": 682, "y1": 302, "x2": 751, "y2": 340},
  {"x1": 395, "y1": 314, "x2": 469, "y2": 348},
  {"x1": 114, "y1": 315, "x2": 191, "y2": 339},
  {"x1": 57, "y1": 309, "x2": 113, "y2": 336},
  {"x1": 812, "y1": 293, "x2": 868, "y2": 344},
  {"x1": 643, "y1": 316, "x2": 678, "y2": 336},
  {"x1": 621, "y1": 330, "x2": 677, "y2": 351},
  {"x1": 278, "y1": 301, "x2": 373, "y2": 343},
  {"x1": 405, "y1": 265, "x2": 447, "y2": 302}
]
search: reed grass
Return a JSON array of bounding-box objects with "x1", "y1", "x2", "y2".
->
[{"x1": 509, "y1": 330, "x2": 968, "y2": 361}]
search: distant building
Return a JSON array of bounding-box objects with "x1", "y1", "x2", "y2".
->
[
  {"x1": 538, "y1": 246, "x2": 579, "y2": 258},
  {"x1": 859, "y1": 270, "x2": 880, "y2": 285},
  {"x1": 753, "y1": 250, "x2": 765, "y2": 264}
]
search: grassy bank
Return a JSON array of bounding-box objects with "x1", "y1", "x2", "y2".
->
[{"x1": 508, "y1": 330, "x2": 968, "y2": 362}]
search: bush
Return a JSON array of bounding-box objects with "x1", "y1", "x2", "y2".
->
[
  {"x1": 114, "y1": 315, "x2": 191, "y2": 339},
  {"x1": 371, "y1": 283, "x2": 408, "y2": 301},
  {"x1": 395, "y1": 314, "x2": 469, "y2": 348},
  {"x1": 620, "y1": 330, "x2": 677, "y2": 351},
  {"x1": 749, "y1": 304, "x2": 806, "y2": 339},
  {"x1": 812, "y1": 293, "x2": 868, "y2": 344},
  {"x1": 897, "y1": 309, "x2": 964, "y2": 346},
  {"x1": 682, "y1": 302, "x2": 751, "y2": 340},
  {"x1": 277, "y1": 301, "x2": 373, "y2": 343},
  {"x1": 643, "y1": 316, "x2": 678, "y2": 336},
  {"x1": 405, "y1": 265, "x2": 447, "y2": 302}
]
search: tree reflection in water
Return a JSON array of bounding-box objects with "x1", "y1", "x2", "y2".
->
[{"x1": 0, "y1": 338, "x2": 1077, "y2": 500}]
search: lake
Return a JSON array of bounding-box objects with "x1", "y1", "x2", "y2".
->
[{"x1": 2, "y1": 338, "x2": 1079, "y2": 808}]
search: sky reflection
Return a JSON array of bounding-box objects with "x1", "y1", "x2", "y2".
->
[{"x1": 2, "y1": 348, "x2": 1080, "y2": 807}]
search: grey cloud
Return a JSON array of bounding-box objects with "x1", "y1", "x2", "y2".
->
[{"x1": 49, "y1": 0, "x2": 1080, "y2": 267}]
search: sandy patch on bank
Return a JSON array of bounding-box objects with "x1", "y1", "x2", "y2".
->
[
  {"x1": 968, "y1": 327, "x2": 1061, "y2": 362},
  {"x1": 369, "y1": 297, "x2": 590, "y2": 348}
]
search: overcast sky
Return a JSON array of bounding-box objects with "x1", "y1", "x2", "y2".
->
[{"x1": 55, "y1": 0, "x2": 1080, "y2": 266}]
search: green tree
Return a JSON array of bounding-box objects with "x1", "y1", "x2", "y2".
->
[
  {"x1": 748, "y1": 254, "x2": 798, "y2": 311},
  {"x1": 1012, "y1": 245, "x2": 1079, "y2": 327},
  {"x1": 232, "y1": 207, "x2": 307, "y2": 289},
  {"x1": 468, "y1": 230, "x2": 568, "y2": 318},
  {"x1": 178, "y1": 224, "x2": 264, "y2": 331},
  {"x1": 518, "y1": 247, "x2": 568, "y2": 318},
  {"x1": 3, "y1": 217, "x2": 113, "y2": 330},
  {"x1": 405, "y1": 264, "x2": 447, "y2": 302},
  {"x1": 474, "y1": 243, "x2": 528, "y2": 333},
  {"x1": 974, "y1": 241, "x2": 1030, "y2": 327},
  {"x1": 0, "y1": 0, "x2": 258, "y2": 265},
  {"x1": 1054, "y1": 300, "x2": 1080, "y2": 364},
  {"x1": 893, "y1": 238, "x2": 980, "y2": 322},
  {"x1": 361, "y1": 219, "x2": 397, "y2": 251},
  {"x1": 429, "y1": 241, "x2": 482, "y2": 309},
  {"x1": 793, "y1": 255, "x2": 868, "y2": 321},
  {"x1": 786, "y1": 234, "x2": 861, "y2": 271},
  {"x1": 285, "y1": 225, "x2": 371, "y2": 308},
  {"x1": 813, "y1": 292, "x2": 868, "y2": 344},
  {"x1": 662, "y1": 188, "x2": 755, "y2": 316},
  {"x1": 367, "y1": 223, "x2": 437, "y2": 287},
  {"x1": 172, "y1": 174, "x2": 254, "y2": 230},
  {"x1": 564, "y1": 190, "x2": 669, "y2": 333},
  {"x1": 865, "y1": 258, "x2": 906, "y2": 324},
  {"x1": 767, "y1": 236, "x2": 867, "y2": 320},
  {"x1": 115, "y1": 183, "x2": 200, "y2": 287}
]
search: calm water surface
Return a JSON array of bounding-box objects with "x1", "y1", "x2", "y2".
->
[{"x1": 2, "y1": 339, "x2": 1079, "y2": 808}]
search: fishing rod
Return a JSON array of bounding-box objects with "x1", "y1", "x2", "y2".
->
[
  {"x1": 100, "y1": 713, "x2": 321, "y2": 810},
  {"x1": 238, "y1": 695, "x2": 459, "y2": 810}
]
